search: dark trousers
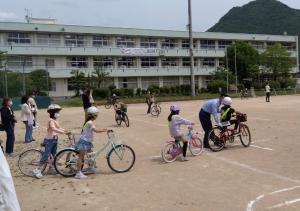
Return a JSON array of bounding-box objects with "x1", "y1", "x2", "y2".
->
[
  {"x1": 199, "y1": 109, "x2": 212, "y2": 148},
  {"x1": 147, "y1": 102, "x2": 152, "y2": 114},
  {"x1": 33, "y1": 112, "x2": 37, "y2": 127},
  {"x1": 4, "y1": 123, "x2": 15, "y2": 154},
  {"x1": 266, "y1": 93, "x2": 270, "y2": 102}
]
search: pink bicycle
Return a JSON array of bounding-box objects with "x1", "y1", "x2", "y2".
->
[{"x1": 161, "y1": 127, "x2": 203, "y2": 163}]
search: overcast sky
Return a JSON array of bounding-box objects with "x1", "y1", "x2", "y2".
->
[{"x1": 0, "y1": 0, "x2": 299, "y2": 31}]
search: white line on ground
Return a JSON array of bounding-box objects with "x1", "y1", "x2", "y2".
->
[
  {"x1": 250, "y1": 145, "x2": 273, "y2": 151},
  {"x1": 267, "y1": 198, "x2": 300, "y2": 209},
  {"x1": 246, "y1": 185, "x2": 300, "y2": 211}
]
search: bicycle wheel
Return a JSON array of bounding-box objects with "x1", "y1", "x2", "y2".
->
[
  {"x1": 208, "y1": 127, "x2": 225, "y2": 152},
  {"x1": 123, "y1": 114, "x2": 130, "y2": 127},
  {"x1": 239, "y1": 124, "x2": 251, "y2": 147},
  {"x1": 54, "y1": 149, "x2": 79, "y2": 177},
  {"x1": 18, "y1": 149, "x2": 47, "y2": 177},
  {"x1": 161, "y1": 142, "x2": 179, "y2": 163},
  {"x1": 150, "y1": 106, "x2": 160, "y2": 117},
  {"x1": 189, "y1": 136, "x2": 203, "y2": 156},
  {"x1": 105, "y1": 102, "x2": 111, "y2": 109},
  {"x1": 107, "y1": 144, "x2": 135, "y2": 173},
  {"x1": 115, "y1": 113, "x2": 122, "y2": 126}
]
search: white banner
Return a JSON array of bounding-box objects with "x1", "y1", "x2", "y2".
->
[{"x1": 121, "y1": 48, "x2": 159, "y2": 55}]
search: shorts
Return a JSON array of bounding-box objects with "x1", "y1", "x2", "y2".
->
[{"x1": 75, "y1": 139, "x2": 93, "y2": 151}]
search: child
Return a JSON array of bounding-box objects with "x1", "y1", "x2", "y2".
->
[
  {"x1": 75, "y1": 106, "x2": 108, "y2": 179},
  {"x1": 220, "y1": 97, "x2": 239, "y2": 132},
  {"x1": 168, "y1": 105, "x2": 194, "y2": 161},
  {"x1": 33, "y1": 104, "x2": 69, "y2": 178},
  {"x1": 114, "y1": 97, "x2": 127, "y2": 118}
]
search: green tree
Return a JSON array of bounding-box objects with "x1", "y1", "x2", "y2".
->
[
  {"x1": 207, "y1": 67, "x2": 236, "y2": 93},
  {"x1": 92, "y1": 67, "x2": 110, "y2": 88},
  {"x1": 227, "y1": 42, "x2": 260, "y2": 83},
  {"x1": 29, "y1": 69, "x2": 50, "y2": 94},
  {"x1": 68, "y1": 70, "x2": 86, "y2": 96},
  {"x1": 260, "y1": 43, "x2": 296, "y2": 80}
]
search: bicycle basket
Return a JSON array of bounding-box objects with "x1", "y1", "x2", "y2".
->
[{"x1": 237, "y1": 114, "x2": 247, "y2": 122}]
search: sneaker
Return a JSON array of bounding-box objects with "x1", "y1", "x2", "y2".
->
[
  {"x1": 180, "y1": 155, "x2": 189, "y2": 162},
  {"x1": 33, "y1": 168, "x2": 43, "y2": 179},
  {"x1": 86, "y1": 167, "x2": 97, "y2": 174},
  {"x1": 74, "y1": 171, "x2": 88, "y2": 179}
]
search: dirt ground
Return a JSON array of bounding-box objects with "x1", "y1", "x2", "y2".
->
[{"x1": 2, "y1": 95, "x2": 300, "y2": 211}]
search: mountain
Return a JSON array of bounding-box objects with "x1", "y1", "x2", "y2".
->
[{"x1": 208, "y1": 0, "x2": 300, "y2": 36}]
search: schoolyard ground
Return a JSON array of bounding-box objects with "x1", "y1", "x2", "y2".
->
[{"x1": 3, "y1": 95, "x2": 300, "y2": 211}]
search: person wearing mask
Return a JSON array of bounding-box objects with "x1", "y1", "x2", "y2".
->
[
  {"x1": 199, "y1": 94, "x2": 226, "y2": 148},
  {"x1": 20, "y1": 95, "x2": 35, "y2": 143},
  {"x1": 0, "y1": 97, "x2": 17, "y2": 156},
  {"x1": 28, "y1": 93, "x2": 38, "y2": 128}
]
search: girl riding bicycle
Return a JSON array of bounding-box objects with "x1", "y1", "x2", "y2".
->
[
  {"x1": 168, "y1": 105, "x2": 194, "y2": 161},
  {"x1": 75, "y1": 106, "x2": 109, "y2": 179},
  {"x1": 33, "y1": 104, "x2": 69, "y2": 178}
]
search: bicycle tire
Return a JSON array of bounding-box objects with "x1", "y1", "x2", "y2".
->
[
  {"x1": 150, "y1": 106, "x2": 160, "y2": 117},
  {"x1": 239, "y1": 124, "x2": 251, "y2": 147},
  {"x1": 161, "y1": 142, "x2": 179, "y2": 163},
  {"x1": 18, "y1": 149, "x2": 47, "y2": 177},
  {"x1": 189, "y1": 136, "x2": 203, "y2": 156},
  {"x1": 54, "y1": 148, "x2": 79, "y2": 177},
  {"x1": 105, "y1": 103, "x2": 112, "y2": 109},
  {"x1": 107, "y1": 144, "x2": 135, "y2": 173},
  {"x1": 115, "y1": 113, "x2": 122, "y2": 126},
  {"x1": 123, "y1": 114, "x2": 130, "y2": 127},
  {"x1": 208, "y1": 127, "x2": 225, "y2": 152}
]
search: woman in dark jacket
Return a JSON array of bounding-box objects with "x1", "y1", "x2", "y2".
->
[{"x1": 0, "y1": 97, "x2": 16, "y2": 156}]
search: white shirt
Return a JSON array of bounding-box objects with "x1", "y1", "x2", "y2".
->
[
  {"x1": 265, "y1": 85, "x2": 271, "y2": 93},
  {"x1": 0, "y1": 150, "x2": 21, "y2": 211},
  {"x1": 169, "y1": 115, "x2": 193, "y2": 138},
  {"x1": 80, "y1": 120, "x2": 96, "y2": 142}
]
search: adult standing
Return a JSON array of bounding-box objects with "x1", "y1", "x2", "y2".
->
[
  {"x1": 82, "y1": 88, "x2": 95, "y2": 120},
  {"x1": 20, "y1": 95, "x2": 35, "y2": 143},
  {"x1": 0, "y1": 97, "x2": 16, "y2": 156},
  {"x1": 265, "y1": 83, "x2": 271, "y2": 102},
  {"x1": 199, "y1": 94, "x2": 225, "y2": 148},
  {"x1": 145, "y1": 90, "x2": 153, "y2": 115},
  {"x1": 0, "y1": 148, "x2": 21, "y2": 211},
  {"x1": 28, "y1": 93, "x2": 38, "y2": 127}
]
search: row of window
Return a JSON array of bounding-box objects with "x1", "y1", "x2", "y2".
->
[
  {"x1": 6, "y1": 56, "x2": 216, "y2": 68},
  {"x1": 6, "y1": 32, "x2": 296, "y2": 50}
]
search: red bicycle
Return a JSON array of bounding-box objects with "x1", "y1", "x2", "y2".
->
[{"x1": 207, "y1": 113, "x2": 251, "y2": 152}]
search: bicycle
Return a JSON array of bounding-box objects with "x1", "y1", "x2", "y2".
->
[
  {"x1": 115, "y1": 108, "x2": 130, "y2": 127},
  {"x1": 161, "y1": 127, "x2": 203, "y2": 163},
  {"x1": 240, "y1": 89, "x2": 249, "y2": 100},
  {"x1": 207, "y1": 113, "x2": 251, "y2": 152},
  {"x1": 53, "y1": 130, "x2": 135, "y2": 177},
  {"x1": 17, "y1": 133, "x2": 75, "y2": 177},
  {"x1": 150, "y1": 102, "x2": 162, "y2": 117},
  {"x1": 104, "y1": 98, "x2": 116, "y2": 109}
]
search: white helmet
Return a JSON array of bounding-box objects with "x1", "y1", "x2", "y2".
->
[
  {"x1": 170, "y1": 104, "x2": 180, "y2": 112},
  {"x1": 222, "y1": 97, "x2": 232, "y2": 106},
  {"x1": 47, "y1": 104, "x2": 62, "y2": 113},
  {"x1": 87, "y1": 106, "x2": 99, "y2": 115}
]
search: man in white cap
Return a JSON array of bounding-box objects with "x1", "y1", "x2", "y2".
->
[{"x1": 0, "y1": 149, "x2": 21, "y2": 211}]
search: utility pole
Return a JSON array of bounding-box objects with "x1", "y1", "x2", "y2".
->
[
  {"x1": 226, "y1": 47, "x2": 229, "y2": 94},
  {"x1": 234, "y1": 45, "x2": 238, "y2": 94},
  {"x1": 4, "y1": 62, "x2": 8, "y2": 96},
  {"x1": 45, "y1": 59, "x2": 50, "y2": 96},
  {"x1": 188, "y1": 0, "x2": 195, "y2": 96},
  {"x1": 22, "y1": 58, "x2": 26, "y2": 95}
]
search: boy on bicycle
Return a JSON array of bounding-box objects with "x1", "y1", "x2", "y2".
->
[
  {"x1": 114, "y1": 97, "x2": 127, "y2": 118},
  {"x1": 220, "y1": 97, "x2": 240, "y2": 133}
]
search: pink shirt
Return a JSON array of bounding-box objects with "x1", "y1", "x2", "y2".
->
[{"x1": 168, "y1": 115, "x2": 193, "y2": 138}]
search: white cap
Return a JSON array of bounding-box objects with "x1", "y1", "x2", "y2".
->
[
  {"x1": 222, "y1": 97, "x2": 232, "y2": 106},
  {"x1": 170, "y1": 104, "x2": 180, "y2": 112},
  {"x1": 87, "y1": 106, "x2": 99, "y2": 115}
]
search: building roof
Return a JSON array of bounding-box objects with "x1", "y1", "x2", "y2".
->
[{"x1": 0, "y1": 22, "x2": 297, "y2": 42}]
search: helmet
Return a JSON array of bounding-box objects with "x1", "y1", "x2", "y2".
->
[
  {"x1": 112, "y1": 93, "x2": 116, "y2": 97},
  {"x1": 170, "y1": 104, "x2": 180, "y2": 112},
  {"x1": 87, "y1": 106, "x2": 99, "y2": 115},
  {"x1": 222, "y1": 97, "x2": 232, "y2": 106},
  {"x1": 47, "y1": 104, "x2": 62, "y2": 113}
]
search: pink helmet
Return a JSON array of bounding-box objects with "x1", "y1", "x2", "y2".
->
[{"x1": 170, "y1": 104, "x2": 180, "y2": 112}]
